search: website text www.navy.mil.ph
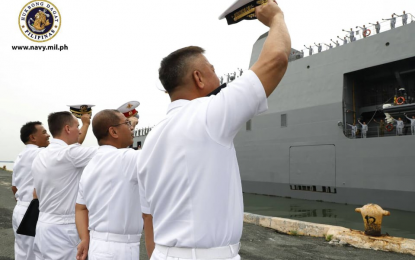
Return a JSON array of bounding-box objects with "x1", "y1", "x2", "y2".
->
[{"x1": 11, "y1": 44, "x2": 68, "y2": 51}]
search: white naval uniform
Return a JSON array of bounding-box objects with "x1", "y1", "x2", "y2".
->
[
  {"x1": 386, "y1": 17, "x2": 396, "y2": 29},
  {"x1": 76, "y1": 146, "x2": 149, "y2": 260},
  {"x1": 12, "y1": 144, "x2": 42, "y2": 260},
  {"x1": 138, "y1": 70, "x2": 268, "y2": 260},
  {"x1": 32, "y1": 139, "x2": 97, "y2": 260},
  {"x1": 358, "y1": 122, "x2": 368, "y2": 138},
  {"x1": 392, "y1": 119, "x2": 404, "y2": 135},
  {"x1": 375, "y1": 23, "x2": 381, "y2": 34},
  {"x1": 347, "y1": 124, "x2": 357, "y2": 138},
  {"x1": 405, "y1": 116, "x2": 415, "y2": 135}
]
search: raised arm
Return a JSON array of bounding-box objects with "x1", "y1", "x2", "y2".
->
[
  {"x1": 78, "y1": 114, "x2": 91, "y2": 145},
  {"x1": 251, "y1": 1, "x2": 291, "y2": 97},
  {"x1": 358, "y1": 120, "x2": 363, "y2": 126}
]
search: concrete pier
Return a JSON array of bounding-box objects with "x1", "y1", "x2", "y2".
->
[{"x1": 1, "y1": 169, "x2": 413, "y2": 260}]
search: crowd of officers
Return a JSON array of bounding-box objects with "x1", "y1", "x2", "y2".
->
[
  {"x1": 10, "y1": 2, "x2": 291, "y2": 260},
  {"x1": 347, "y1": 114, "x2": 415, "y2": 138},
  {"x1": 293, "y1": 11, "x2": 411, "y2": 58}
]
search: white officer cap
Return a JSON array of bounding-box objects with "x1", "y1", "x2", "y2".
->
[
  {"x1": 67, "y1": 104, "x2": 95, "y2": 119},
  {"x1": 117, "y1": 101, "x2": 140, "y2": 119},
  {"x1": 219, "y1": 0, "x2": 269, "y2": 25}
]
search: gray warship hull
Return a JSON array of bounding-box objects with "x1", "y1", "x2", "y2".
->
[{"x1": 236, "y1": 23, "x2": 415, "y2": 212}]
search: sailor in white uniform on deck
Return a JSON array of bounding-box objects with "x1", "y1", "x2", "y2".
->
[
  {"x1": 137, "y1": 1, "x2": 291, "y2": 260},
  {"x1": 397, "y1": 11, "x2": 408, "y2": 25},
  {"x1": 356, "y1": 25, "x2": 368, "y2": 38},
  {"x1": 358, "y1": 120, "x2": 368, "y2": 138},
  {"x1": 404, "y1": 114, "x2": 415, "y2": 135},
  {"x1": 343, "y1": 28, "x2": 355, "y2": 42},
  {"x1": 391, "y1": 117, "x2": 404, "y2": 136},
  {"x1": 337, "y1": 36, "x2": 348, "y2": 45},
  {"x1": 383, "y1": 14, "x2": 396, "y2": 29},
  {"x1": 304, "y1": 45, "x2": 313, "y2": 56},
  {"x1": 369, "y1": 22, "x2": 381, "y2": 34},
  {"x1": 75, "y1": 110, "x2": 153, "y2": 260},
  {"x1": 347, "y1": 123, "x2": 357, "y2": 139},
  {"x1": 32, "y1": 112, "x2": 96, "y2": 260},
  {"x1": 12, "y1": 121, "x2": 50, "y2": 260}
]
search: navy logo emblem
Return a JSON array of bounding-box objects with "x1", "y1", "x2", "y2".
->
[{"x1": 19, "y1": 1, "x2": 61, "y2": 42}]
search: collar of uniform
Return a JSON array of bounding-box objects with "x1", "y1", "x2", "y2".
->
[
  {"x1": 26, "y1": 144, "x2": 39, "y2": 149},
  {"x1": 167, "y1": 99, "x2": 190, "y2": 114},
  {"x1": 99, "y1": 145, "x2": 117, "y2": 151},
  {"x1": 50, "y1": 138, "x2": 69, "y2": 146}
]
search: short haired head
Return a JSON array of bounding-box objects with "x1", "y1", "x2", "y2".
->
[
  {"x1": 92, "y1": 109, "x2": 121, "y2": 143},
  {"x1": 92, "y1": 109, "x2": 134, "y2": 147},
  {"x1": 363, "y1": 122, "x2": 366, "y2": 125},
  {"x1": 48, "y1": 111, "x2": 80, "y2": 145},
  {"x1": 159, "y1": 46, "x2": 205, "y2": 95},
  {"x1": 159, "y1": 46, "x2": 220, "y2": 99},
  {"x1": 20, "y1": 121, "x2": 50, "y2": 147},
  {"x1": 48, "y1": 112, "x2": 75, "y2": 137},
  {"x1": 399, "y1": 117, "x2": 402, "y2": 120}
]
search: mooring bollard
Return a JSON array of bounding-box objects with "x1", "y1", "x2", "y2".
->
[{"x1": 355, "y1": 204, "x2": 390, "y2": 236}]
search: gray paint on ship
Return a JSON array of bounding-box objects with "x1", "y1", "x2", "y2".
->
[{"x1": 236, "y1": 24, "x2": 415, "y2": 212}]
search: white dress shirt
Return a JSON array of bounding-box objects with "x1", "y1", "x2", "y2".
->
[
  {"x1": 76, "y1": 145, "x2": 148, "y2": 235},
  {"x1": 138, "y1": 70, "x2": 268, "y2": 248},
  {"x1": 32, "y1": 139, "x2": 97, "y2": 218},
  {"x1": 13, "y1": 144, "x2": 42, "y2": 202}
]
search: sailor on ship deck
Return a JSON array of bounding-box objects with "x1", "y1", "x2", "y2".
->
[
  {"x1": 404, "y1": 113, "x2": 415, "y2": 135},
  {"x1": 369, "y1": 22, "x2": 381, "y2": 34},
  {"x1": 342, "y1": 28, "x2": 355, "y2": 42},
  {"x1": 383, "y1": 14, "x2": 396, "y2": 29}
]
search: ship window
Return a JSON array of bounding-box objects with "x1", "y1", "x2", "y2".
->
[
  {"x1": 281, "y1": 114, "x2": 287, "y2": 127},
  {"x1": 246, "y1": 120, "x2": 252, "y2": 131}
]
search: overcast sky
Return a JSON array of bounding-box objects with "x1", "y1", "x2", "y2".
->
[{"x1": 1, "y1": 0, "x2": 414, "y2": 164}]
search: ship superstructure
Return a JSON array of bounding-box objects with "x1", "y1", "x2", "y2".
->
[{"x1": 235, "y1": 21, "x2": 415, "y2": 212}]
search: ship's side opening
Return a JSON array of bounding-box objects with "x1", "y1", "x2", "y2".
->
[{"x1": 343, "y1": 56, "x2": 415, "y2": 138}]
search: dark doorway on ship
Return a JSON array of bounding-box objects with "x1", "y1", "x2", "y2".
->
[{"x1": 343, "y1": 56, "x2": 415, "y2": 139}]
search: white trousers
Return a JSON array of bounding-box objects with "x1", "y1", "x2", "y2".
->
[
  {"x1": 396, "y1": 127, "x2": 403, "y2": 135},
  {"x1": 33, "y1": 222, "x2": 80, "y2": 260},
  {"x1": 89, "y1": 237, "x2": 140, "y2": 260},
  {"x1": 12, "y1": 202, "x2": 36, "y2": 260},
  {"x1": 150, "y1": 246, "x2": 240, "y2": 260}
]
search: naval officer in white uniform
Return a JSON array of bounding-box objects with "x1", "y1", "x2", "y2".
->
[
  {"x1": 32, "y1": 112, "x2": 96, "y2": 260},
  {"x1": 12, "y1": 121, "x2": 50, "y2": 260},
  {"x1": 137, "y1": 1, "x2": 291, "y2": 260},
  {"x1": 75, "y1": 110, "x2": 154, "y2": 260}
]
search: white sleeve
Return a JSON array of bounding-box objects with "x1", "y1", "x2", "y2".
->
[
  {"x1": 205, "y1": 70, "x2": 268, "y2": 147},
  {"x1": 76, "y1": 181, "x2": 86, "y2": 205},
  {"x1": 122, "y1": 149, "x2": 140, "y2": 180},
  {"x1": 67, "y1": 145, "x2": 97, "y2": 168}
]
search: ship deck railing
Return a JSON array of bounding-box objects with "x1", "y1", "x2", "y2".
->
[
  {"x1": 345, "y1": 125, "x2": 415, "y2": 139},
  {"x1": 291, "y1": 13, "x2": 415, "y2": 59}
]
